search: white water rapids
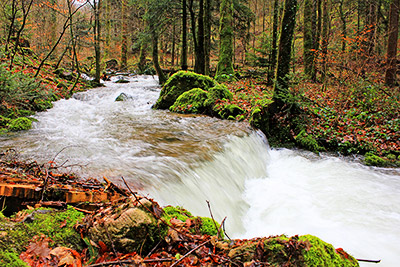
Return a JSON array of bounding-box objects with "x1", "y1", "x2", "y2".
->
[{"x1": 1, "y1": 75, "x2": 399, "y2": 266}]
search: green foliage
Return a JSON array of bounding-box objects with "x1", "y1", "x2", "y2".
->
[
  {"x1": 170, "y1": 88, "x2": 208, "y2": 114},
  {"x1": 299, "y1": 235, "x2": 358, "y2": 267},
  {"x1": 0, "y1": 115, "x2": 11, "y2": 127},
  {"x1": 198, "y1": 217, "x2": 223, "y2": 238},
  {"x1": 0, "y1": 206, "x2": 85, "y2": 256},
  {"x1": 7, "y1": 117, "x2": 32, "y2": 131}
]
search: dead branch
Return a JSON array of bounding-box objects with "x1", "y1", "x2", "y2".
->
[
  {"x1": 170, "y1": 239, "x2": 211, "y2": 267},
  {"x1": 206, "y1": 200, "x2": 221, "y2": 239}
]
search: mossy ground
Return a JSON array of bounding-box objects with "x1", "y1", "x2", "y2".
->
[{"x1": 0, "y1": 207, "x2": 85, "y2": 266}]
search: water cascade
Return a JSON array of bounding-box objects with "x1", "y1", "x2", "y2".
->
[{"x1": 1, "y1": 76, "x2": 399, "y2": 266}]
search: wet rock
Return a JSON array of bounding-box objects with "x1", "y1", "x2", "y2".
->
[
  {"x1": 87, "y1": 197, "x2": 167, "y2": 254},
  {"x1": 115, "y1": 93, "x2": 130, "y2": 101},
  {"x1": 115, "y1": 76, "x2": 130, "y2": 83}
]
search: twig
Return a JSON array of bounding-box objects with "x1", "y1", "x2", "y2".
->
[
  {"x1": 72, "y1": 206, "x2": 93, "y2": 214},
  {"x1": 222, "y1": 217, "x2": 231, "y2": 241},
  {"x1": 357, "y1": 258, "x2": 381, "y2": 263},
  {"x1": 39, "y1": 169, "x2": 49, "y2": 202},
  {"x1": 86, "y1": 258, "x2": 174, "y2": 267},
  {"x1": 206, "y1": 200, "x2": 221, "y2": 239},
  {"x1": 170, "y1": 239, "x2": 211, "y2": 267}
]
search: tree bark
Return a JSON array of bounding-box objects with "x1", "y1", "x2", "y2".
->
[
  {"x1": 385, "y1": 0, "x2": 400, "y2": 87},
  {"x1": 204, "y1": 0, "x2": 212, "y2": 75},
  {"x1": 181, "y1": 0, "x2": 188, "y2": 70},
  {"x1": 194, "y1": 0, "x2": 205, "y2": 74},
  {"x1": 94, "y1": 0, "x2": 102, "y2": 84},
  {"x1": 121, "y1": 0, "x2": 128, "y2": 69},
  {"x1": 151, "y1": 26, "x2": 167, "y2": 85},
  {"x1": 216, "y1": 0, "x2": 235, "y2": 76},
  {"x1": 273, "y1": 0, "x2": 298, "y2": 108},
  {"x1": 268, "y1": 0, "x2": 279, "y2": 84}
]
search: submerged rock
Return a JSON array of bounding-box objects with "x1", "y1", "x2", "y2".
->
[{"x1": 115, "y1": 93, "x2": 130, "y2": 101}]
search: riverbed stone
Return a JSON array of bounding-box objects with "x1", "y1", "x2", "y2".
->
[
  {"x1": 88, "y1": 197, "x2": 167, "y2": 254},
  {"x1": 153, "y1": 70, "x2": 215, "y2": 110}
]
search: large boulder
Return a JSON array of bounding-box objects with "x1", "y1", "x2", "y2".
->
[
  {"x1": 87, "y1": 197, "x2": 167, "y2": 254},
  {"x1": 169, "y1": 88, "x2": 208, "y2": 114},
  {"x1": 153, "y1": 71, "x2": 215, "y2": 110}
]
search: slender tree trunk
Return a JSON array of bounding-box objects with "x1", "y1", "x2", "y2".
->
[
  {"x1": 104, "y1": 0, "x2": 112, "y2": 59},
  {"x1": 339, "y1": 0, "x2": 346, "y2": 52},
  {"x1": 181, "y1": 0, "x2": 188, "y2": 70},
  {"x1": 121, "y1": 0, "x2": 128, "y2": 69},
  {"x1": 138, "y1": 42, "x2": 147, "y2": 73},
  {"x1": 268, "y1": 0, "x2": 279, "y2": 84},
  {"x1": 216, "y1": 0, "x2": 235, "y2": 76},
  {"x1": 172, "y1": 21, "x2": 176, "y2": 66},
  {"x1": 321, "y1": 0, "x2": 330, "y2": 83},
  {"x1": 5, "y1": 0, "x2": 17, "y2": 54},
  {"x1": 204, "y1": 0, "x2": 212, "y2": 75},
  {"x1": 194, "y1": 0, "x2": 205, "y2": 74},
  {"x1": 385, "y1": 0, "x2": 400, "y2": 87},
  {"x1": 304, "y1": 0, "x2": 315, "y2": 80},
  {"x1": 67, "y1": 0, "x2": 80, "y2": 95},
  {"x1": 273, "y1": 0, "x2": 298, "y2": 108},
  {"x1": 94, "y1": 0, "x2": 102, "y2": 84}
]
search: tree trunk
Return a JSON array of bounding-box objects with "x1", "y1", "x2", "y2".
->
[
  {"x1": 385, "y1": 0, "x2": 400, "y2": 87},
  {"x1": 151, "y1": 27, "x2": 167, "y2": 85},
  {"x1": 321, "y1": 0, "x2": 330, "y2": 83},
  {"x1": 273, "y1": 0, "x2": 298, "y2": 108},
  {"x1": 94, "y1": 0, "x2": 102, "y2": 84},
  {"x1": 194, "y1": 0, "x2": 205, "y2": 74},
  {"x1": 204, "y1": 0, "x2": 212, "y2": 75},
  {"x1": 181, "y1": 0, "x2": 188, "y2": 70},
  {"x1": 121, "y1": 0, "x2": 128, "y2": 69},
  {"x1": 303, "y1": 0, "x2": 316, "y2": 80},
  {"x1": 216, "y1": 0, "x2": 235, "y2": 76},
  {"x1": 268, "y1": 0, "x2": 279, "y2": 84}
]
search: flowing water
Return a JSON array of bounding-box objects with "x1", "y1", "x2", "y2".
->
[{"x1": 1, "y1": 75, "x2": 399, "y2": 266}]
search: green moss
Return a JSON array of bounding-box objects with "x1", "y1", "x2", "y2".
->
[
  {"x1": 0, "y1": 115, "x2": 11, "y2": 127},
  {"x1": 8, "y1": 117, "x2": 32, "y2": 131},
  {"x1": 295, "y1": 130, "x2": 325, "y2": 153},
  {"x1": 364, "y1": 152, "x2": 388, "y2": 167},
  {"x1": 299, "y1": 235, "x2": 358, "y2": 267},
  {"x1": 0, "y1": 206, "x2": 85, "y2": 256},
  {"x1": 153, "y1": 71, "x2": 215, "y2": 110},
  {"x1": 198, "y1": 217, "x2": 224, "y2": 238},
  {"x1": 216, "y1": 0, "x2": 235, "y2": 76},
  {"x1": 0, "y1": 251, "x2": 28, "y2": 267},
  {"x1": 162, "y1": 206, "x2": 192, "y2": 222},
  {"x1": 162, "y1": 206, "x2": 222, "y2": 238},
  {"x1": 205, "y1": 84, "x2": 233, "y2": 108},
  {"x1": 170, "y1": 88, "x2": 208, "y2": 114},
  {"x1": 33, "y1": 99, "x2": 53, "y2": 112},
  {"x1": 217, "y1": 104, "x2": 244, "y2": 120}
]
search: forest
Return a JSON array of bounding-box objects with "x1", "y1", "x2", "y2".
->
[
  {"x1": 0, "y1": 0, "x2": 399, "y2": 265},
  {"x1": 0, "y1": 0, "x2": 399, "y2": 166}
]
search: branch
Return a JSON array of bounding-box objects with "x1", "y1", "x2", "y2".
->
[{"x1": 170, "y1": 239, "x2": 211, "y2": 267}]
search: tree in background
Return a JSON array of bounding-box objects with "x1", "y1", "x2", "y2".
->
[
  {"x1": 385, "y1": 0, "x2": 399, "y2": 87},
  {"x1": 273, "y1": 0, "x2": 298, "y2": 109},
  {"x1": 216, "y1": 0, "x2": 235, "y2": 77}
]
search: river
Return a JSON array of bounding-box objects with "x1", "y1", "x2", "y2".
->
[{"x1": 1, "y1": 75, "x2": 399, "y2": 266}]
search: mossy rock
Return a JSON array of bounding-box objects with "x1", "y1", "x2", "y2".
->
[
  {"x1": 299, "y1": 235, "x2": 358, "y2": 267},
  {"x1": 8, "y1": 117, "x2": 32, "y2": 131},
  {"x1": 295, "y1": 130, "x2": 325, "y2": 153},
  {"x1": 88, "y1": 199, "x2": 167, "y2": 254},
  {"x1": 0, "y1": 115, "x2": 11, "y2": 127},
  {"x1": 170, "y1": 88, "x2": 208, "y2": 114},
  {"x1": 228, "y1": 235, "x2": 358, "y2": 266},
  {"x1": 0, "y1": 207, "x2": 85, "y2": 262},
  {"x1": 204, "y1": 84, "x2": 233, "y2": 109},
  {"x1": 217, "y1": 104, "x2": 244, "y2": 120},
  {"x1": 249, "y1": 98, "x2": 273, "y2": 132},
  {"x1": 153, "y1": 71, "x2": 215, "y2": 110},
  {"x1": 364, "y1": 152, "x2": 388, "y2": 167}
]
